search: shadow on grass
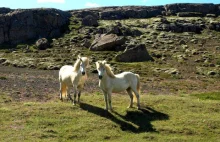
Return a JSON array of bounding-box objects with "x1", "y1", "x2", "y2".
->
[{"x1": 80, "y1": 103, "x2": 169, "y2": 133}]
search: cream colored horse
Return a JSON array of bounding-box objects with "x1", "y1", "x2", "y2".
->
[
  {"x1": 59, "y1": 55, "x2": 89, "y2": 105},
  {"x1": 95, "y1": 60, "x2": 141, "y2": 111}
]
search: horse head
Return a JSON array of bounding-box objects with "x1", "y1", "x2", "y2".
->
[
  {"x1": 77, "y1": 55, "x2": 86, "y2": 76},
  {"x1": 96, "y1": 60, "x2": 106, "y2": 79}
]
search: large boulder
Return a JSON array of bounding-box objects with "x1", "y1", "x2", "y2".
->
[
  {"x1": 89, "y1": 34, "x2": 126, "y2": 51},
  {"x1": 82, "y1": 15, "x2": 98, "y2": 26},
  {"x1": 0, "y1": 8, "x2": 70, "y2": 44},
  {"x1": 115, "y1": 44, "x2": 154, "y2": 62},
  {"x1": 36, "y1": 38, "x2": 50, "y2": 50}
]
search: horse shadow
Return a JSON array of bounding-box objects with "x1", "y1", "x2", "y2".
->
[{"x1": 80, "y1": 103, "x2": 169, "y2": 133}]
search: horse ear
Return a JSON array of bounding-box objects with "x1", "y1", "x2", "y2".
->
[
  {"x1": 95, "y1": 61, "x2": 99, "y2": 67},
  {"x1": 103, "y1": 60, "x2": 107, "y2": 65},
  {"x1": 78, "y1": 54, "x2": 81, "y2": 59}
]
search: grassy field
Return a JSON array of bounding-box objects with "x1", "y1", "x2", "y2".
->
[{"x1": 1, "y1": 91, "x2": 220, "y2": 142}]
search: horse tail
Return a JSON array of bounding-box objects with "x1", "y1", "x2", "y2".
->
[
  {"x1": 132, "y1": 74, "x2": 140, "y2": 103},
  {"x1": 61, "y1": 83, "x2": 67, "y2": 98},
  {"x1": 135, "y1": 74, "x2": 140, "y2": 95}
]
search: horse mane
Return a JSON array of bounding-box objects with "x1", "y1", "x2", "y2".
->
[
  {"x1": 73, "y1": 58, "x2": 81, "y2": 72},
  {"x1": 104, "y1": 64, "x2": 116, "y2": 78},
  {"x1": 81, "y1": 57, "x2": 89, "y2": 67}
]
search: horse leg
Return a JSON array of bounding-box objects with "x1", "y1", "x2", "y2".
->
[
  {"x1": 102, "y1": 90, "x2": 108, "y2": 110},
  {"x1": 126, "y1": 88, "x2": 133, "y2": 108},
  {"x1": 131, "y1": 88, "x2": 141, "y2": 109},
  {"x1": 73, "y1": 86, "x2": 77, "y2": 105},
  {"x1": 67, "y1": 88, "x2": 73, "y2": 102},
  {"x1": 77, "y1": 90, "x2": 81, "y2": 104},
  {"x1": 59, "y1": 83, "x2": 63, "y2": 101},
  {"x1": 107, "y1": 91, "x2": 113, "y2": 112}
]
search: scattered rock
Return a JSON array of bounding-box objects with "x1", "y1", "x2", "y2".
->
[
  {"x1": 207, "y1": 71, "x2": 216, "y2": 76},
  {"x1": 190, "y1": 39, "x2": 198, "y2": 44},
  {"x1": 179, "y1": 40, "x2": 186, "y2": 45},
  {"x1": 215, "y1": 46, "x2": 220, "y2": 50},
  {"x1": 192, "y1": 49, "x2": 199, "y2": 55},
  {"x1": 165, "y1": 68, "x2": 179, "y2": 75},
  {"x1": 0, "y1": 58, "x2": 7, "y2": 64}
]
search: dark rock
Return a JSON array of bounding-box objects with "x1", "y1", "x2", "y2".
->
[
  {"x1": 207, "y1": 71, "x2": 216, "y2": 75},
  {"x1": 179, "y1": 40, "x2": 186, "y2": 45},
  {"x1": 0, "y1": 8, "x2": 70, "y2": 44},
  {"x1": 208, "y1": 21, "x2": 220, "y2": 31},
  {"x1": 0, "y1": 58, "x2": 7, "y2": 64},
  {"x1": 82, "y1": 15, "x2": 98, "y2": 26},
  {"x1": 0, "y1": 7, "x2": 12, "y2": 14},
  {"x1": 36, "y1": 38, "x2": 50, "y2": 50},
  {"x1": 89, "y1": 34, "x2": 126, "y2": 51},
  {"x1": 115, "y1": 44, "x2": 154, "y2": 62},
  {"x1": 177, "y1": 12, "x2": 203, "y2": 17}
]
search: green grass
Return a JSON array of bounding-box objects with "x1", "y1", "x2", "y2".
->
[
  {"x1": 192, "y1": 92, "x2": 220, "y2": 100},
  {"x1": 0, "y1": 92, "x2": 220, "y2": 141}
]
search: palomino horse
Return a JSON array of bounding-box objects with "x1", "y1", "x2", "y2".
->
[
  {"x1": 59, "y1": 55, "x2": 89, "y2": 105},
  {"x1": 95, "y1": 60, "x2": 141, "y2": 111}
]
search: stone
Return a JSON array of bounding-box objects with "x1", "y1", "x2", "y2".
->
[
  {"x1": 36, "y1": 38, "x2": 50, "y2": 50},
  {"x1": 179, "y1": 40, "x2": 186, "y2": 45},
  {"x1": 165, "y1": 68, "x2": 179, "y2": 75},
  {"x1": 115, "y1": 44, "x2": 154, "y2": 62},
  {"x1": 89, "y1": 34, "x2": 126, "y2": 51},
  {"x1": 207, "y1": 71, "x2": 216, "y2": 75},
  {"x1": 0, "y1": 58, "x2": 7, "y2": 64}
]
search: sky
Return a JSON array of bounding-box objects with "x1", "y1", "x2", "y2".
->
[{"x1": 0, "y1": 0, "x2": 219, "y2": 11}]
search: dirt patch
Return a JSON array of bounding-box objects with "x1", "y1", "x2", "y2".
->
[{"x1": 1, "y1": 65, "x2": 220, "y2": 102}]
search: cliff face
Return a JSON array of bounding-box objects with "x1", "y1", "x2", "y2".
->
[
  {"x1": 71, "y1": 3, "x2": 220, "y2": 19},
  {"x1": 0, "y1": 8, "x2": 70, "y2": 44}
]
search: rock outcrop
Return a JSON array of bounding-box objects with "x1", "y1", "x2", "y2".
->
[
  {"x1": 71, "y1": 3, "x2": 220, "y2": 20},
  {"x1": 155, "y1": 19, "x2": 204, "y2": 33},
  {"x1": 82, "y1": 15, "x2": 98, "y2": 26},
  {"x1": 0, "y1": 8, "x2": 70, "y2": 44},
  {"x1": 115, "y1": 44, "x2": 154, "y2": 62}
]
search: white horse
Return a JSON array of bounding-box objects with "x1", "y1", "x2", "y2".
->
[
  {"x1": 59, "y1": 55, "x2": 89, "y2": 105},
  {"x1": 95, "y1": 60, "x2": 141, "y2": 111}
]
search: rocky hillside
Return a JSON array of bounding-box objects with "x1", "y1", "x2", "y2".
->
[{"x1": 0, "y1": 3, "x2": 220, "y2": 44}]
